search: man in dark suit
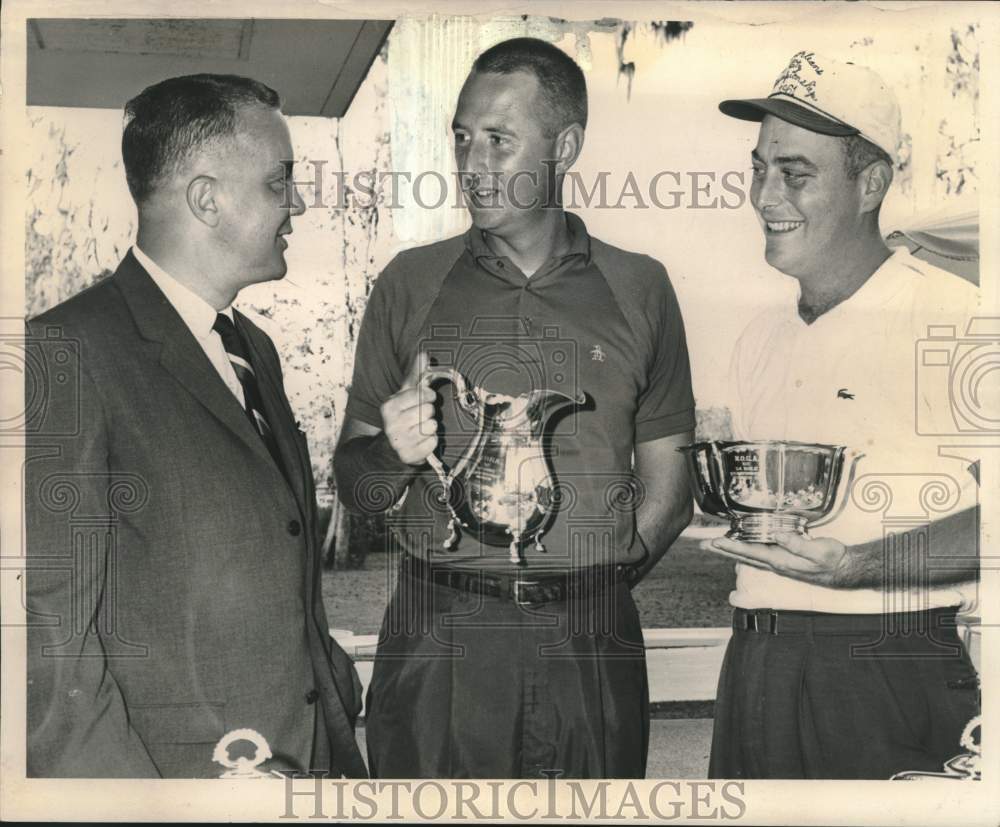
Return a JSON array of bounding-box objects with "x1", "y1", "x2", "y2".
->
[{"x1": 25, "y1": 74, "x2": 367, "y2": 778}]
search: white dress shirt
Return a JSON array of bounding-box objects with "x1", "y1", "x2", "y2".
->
[{"x1": 132, "y1": 245, "x2": 247, "y2": 409}]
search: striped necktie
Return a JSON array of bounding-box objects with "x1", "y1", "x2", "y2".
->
[{"x1": 212, "y1": 313, "x2": 285, "y2": 473}]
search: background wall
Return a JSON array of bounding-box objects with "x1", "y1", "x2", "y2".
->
[{"x1": 25, "y1": 8, "x2": 981, "y2": 523}]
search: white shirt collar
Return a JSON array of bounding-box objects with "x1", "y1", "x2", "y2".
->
[
  {"x1": 790, "y1": 247, "x2": 914, "y2": 327},
  {"x1": 132, "y1": 245, "x2": 233, "y2": 340}
]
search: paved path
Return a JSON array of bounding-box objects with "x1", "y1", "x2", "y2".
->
[{"x1": 646, "y1": 719, "x2": 714, "y2": 778}]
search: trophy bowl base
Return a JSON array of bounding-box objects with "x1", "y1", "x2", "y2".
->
[{"x1": 727, "y1": 513, "x2": 808, "y2": 544}]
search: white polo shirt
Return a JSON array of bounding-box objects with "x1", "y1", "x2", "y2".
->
[{"x1": 728, "y1": 247, "x2": 980, "y2": 613}]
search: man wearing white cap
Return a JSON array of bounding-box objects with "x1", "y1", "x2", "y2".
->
[{"x1": 707, "y1": 51, "x2": 981, "y2": 779}]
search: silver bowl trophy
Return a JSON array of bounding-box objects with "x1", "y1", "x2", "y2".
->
[{"x1": 679, "y1": 440, "x2": 863, "y2": 542}]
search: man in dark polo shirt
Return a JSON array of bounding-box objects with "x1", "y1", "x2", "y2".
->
[{"x1": 334, "y1": 37, "x2": 695, "y2": 778}]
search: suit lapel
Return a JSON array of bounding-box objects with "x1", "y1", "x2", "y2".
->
[{"x1": 114, "y1": 253, "x2": 279, "y2": 475}]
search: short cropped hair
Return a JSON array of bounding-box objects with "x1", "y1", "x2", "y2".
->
[
  {"x1": 841, "y1": 134, "x2": 893, "y2": 179},
  {"x1": 472, "y1": 37, "x2": 587, "y2": 136},
  {"x1": 122, "y1": 74, "x2": 281, "y2": 204}
]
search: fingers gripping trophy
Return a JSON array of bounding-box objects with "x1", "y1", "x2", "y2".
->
[{"x1": 382, "y1": 352, "x2": 584, "y2": 564}]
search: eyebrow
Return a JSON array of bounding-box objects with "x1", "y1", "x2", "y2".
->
[
  {"x1": 273, "y1": 160, "x2": 294, "y2": 177},
  {"x1": 451, "y1": 119, "x2": 517, "y2": 136},
  {"x1": 752, "y1": 150, "x2": 818, "y2": 170}
]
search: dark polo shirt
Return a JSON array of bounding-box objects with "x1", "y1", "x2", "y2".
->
[{"x1": 346, "y1": 213, "x2": 694, "y2": 571}]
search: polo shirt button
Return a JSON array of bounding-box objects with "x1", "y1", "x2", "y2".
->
[
  {"x1": 305, "y1": 689, "x2": 319, "y2": 704},
  {"x1": 287, "y1": 519, "x2": 302, "y2": 536}
]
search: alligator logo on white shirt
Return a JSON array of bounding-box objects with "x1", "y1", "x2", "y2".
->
[{"x1": 837, "y1": 388, "x2": 855, "y2": 400}]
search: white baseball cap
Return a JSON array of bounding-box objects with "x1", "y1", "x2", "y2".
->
[{"x1": 719, "y1": 50, "x2": 901, "y2": 163}]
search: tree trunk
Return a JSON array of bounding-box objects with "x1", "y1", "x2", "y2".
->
[{"x1": 322, "y1": 499, "x2": 349, "y2": 569}]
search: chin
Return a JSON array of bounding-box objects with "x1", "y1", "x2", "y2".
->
[
  {"x1": 763, "y1": 246, "x2": 800, "y2": 278},
  {"x1": 468, "y1": 207, "x2": 503, "y2": 232},
  {"x1": 272, "y1": 251, "x2": 290, "y2": 276},
  {"x1": 254, "y1": 261, "x2": 288, "y2": 283}
]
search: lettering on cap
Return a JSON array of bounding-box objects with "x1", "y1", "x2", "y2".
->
[{"x1": 772, "y1": 51, "x2": 825, "y2": 101}]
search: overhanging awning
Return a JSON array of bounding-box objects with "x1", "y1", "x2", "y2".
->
[
  {"x1": 27, "y1": 18, "x2": 393, "y2": 117},
  {"x1": 886, "y1": 197, "x2": 979, "y2": 285}
]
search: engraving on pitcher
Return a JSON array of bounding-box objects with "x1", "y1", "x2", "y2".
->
[{"x1": 423, "y1": 368, "x2": 585, "y2": 564}]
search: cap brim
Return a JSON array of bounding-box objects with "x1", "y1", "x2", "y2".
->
[{"x1": 719, "y1": 97, "x2": 858, "y2": 137}]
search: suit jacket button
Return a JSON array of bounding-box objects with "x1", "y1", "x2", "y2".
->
[
  {"x1": 305, "y1": 689, "x2": 319, "y2": 704},
  {"x1": 287, "y1": 520, "x2": 302, "y2": 536}
]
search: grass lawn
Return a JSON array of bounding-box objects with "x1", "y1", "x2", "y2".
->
[{"x1": 322, "y1": 534, "x2": 736, "y2": 636}]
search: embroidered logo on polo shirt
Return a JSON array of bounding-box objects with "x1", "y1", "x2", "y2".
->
[
  {"x1": 837, "y1": 388, "x2": 855, "y2": 400},
  {"x1": 590, "y1": 344, "x2": 606, "y2": 362}
]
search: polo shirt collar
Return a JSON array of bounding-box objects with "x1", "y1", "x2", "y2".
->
[
  {"x1": 464, "y1": 211, "x2": 592, "y2": 267},
  {"x1": 132, "y1": 245, "x2": 234, "y2": 341},
  {"x1": 791, "y1": 246, "x2": 914, "y2": 327},
  {"x1": 563, "y1": 212, "x2": 592, "y2": 260}
]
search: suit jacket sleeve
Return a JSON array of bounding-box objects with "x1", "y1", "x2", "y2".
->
[{"x1": 25, "y1": 324, "x2": 159, "y2": 777}]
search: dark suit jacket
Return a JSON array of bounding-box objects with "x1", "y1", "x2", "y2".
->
[{"x1": 25, "y1": 252, "x2": 367, "y2": 778}]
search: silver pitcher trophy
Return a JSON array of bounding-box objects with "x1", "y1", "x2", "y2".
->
[{"x1": 422, "y1": 367, "x2": 585, "y2": 564}]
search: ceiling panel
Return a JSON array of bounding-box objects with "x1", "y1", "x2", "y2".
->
[
  {"x1": 27, "y1": 18, "x2": 393, "y2": 117},
  {"x1": 32, "y1": 19, "x2": 252, "y2": 59}
]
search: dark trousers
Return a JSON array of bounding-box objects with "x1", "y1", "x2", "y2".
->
[
  {"x1": 365, "y1": 566, "x2": 649, "y2": 778},
  {"x1": 709, "y1": 607, "x2": 980, "y2": 779}
]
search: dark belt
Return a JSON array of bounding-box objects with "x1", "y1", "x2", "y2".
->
[
  {"x1": 401, "y1": 554, "x2": 635, "y2": 606},
  {"x1": 732, "y1": 606, "x2": 960, "y2": 636}
]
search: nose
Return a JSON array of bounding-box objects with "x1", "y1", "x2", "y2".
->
[
  {"x1": 288, "y1": 182, "x2": 306, "y2": 217},
  {"x1": 751, "y1": 170, "x2": 782, "y2": 213},
  {"x1": 460, "y1": 136, "x2": 491, "y2": 177},
  {"x1": 456, "y1": 139, "x2": 492, "y2": 196}
]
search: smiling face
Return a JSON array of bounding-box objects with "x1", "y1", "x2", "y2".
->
[
  {"x1": 213, "y1": 106, "x2": 305, "y2": 289},
  {"x1": 452, "y1": 71, "x2": 561, "y2": 239},
  {"x1": 750, "y1": 115, "x2": 868, "y2": 282}
]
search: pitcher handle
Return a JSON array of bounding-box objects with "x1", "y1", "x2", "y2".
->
[
  {"x1": 420, "y1": 368, "x2": 482, "y2": 483},
  {"x1": 808, "y1": 450, "x2": 865, "y2": 531}
]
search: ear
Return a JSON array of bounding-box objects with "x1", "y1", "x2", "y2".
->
[
  {"x1": 186, "y1": 175, "x2": 220, "y2": 227},
  {"x1": 858, "y1": 159, "x2": 893, "y2": 215},
  {"x1": 552, "y1": 122, "x2": 585, "y2": 176}
]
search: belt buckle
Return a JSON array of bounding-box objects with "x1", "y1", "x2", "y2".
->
[{"x1": 512, "y1": 579, "x2": 541, "y2": 606}]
